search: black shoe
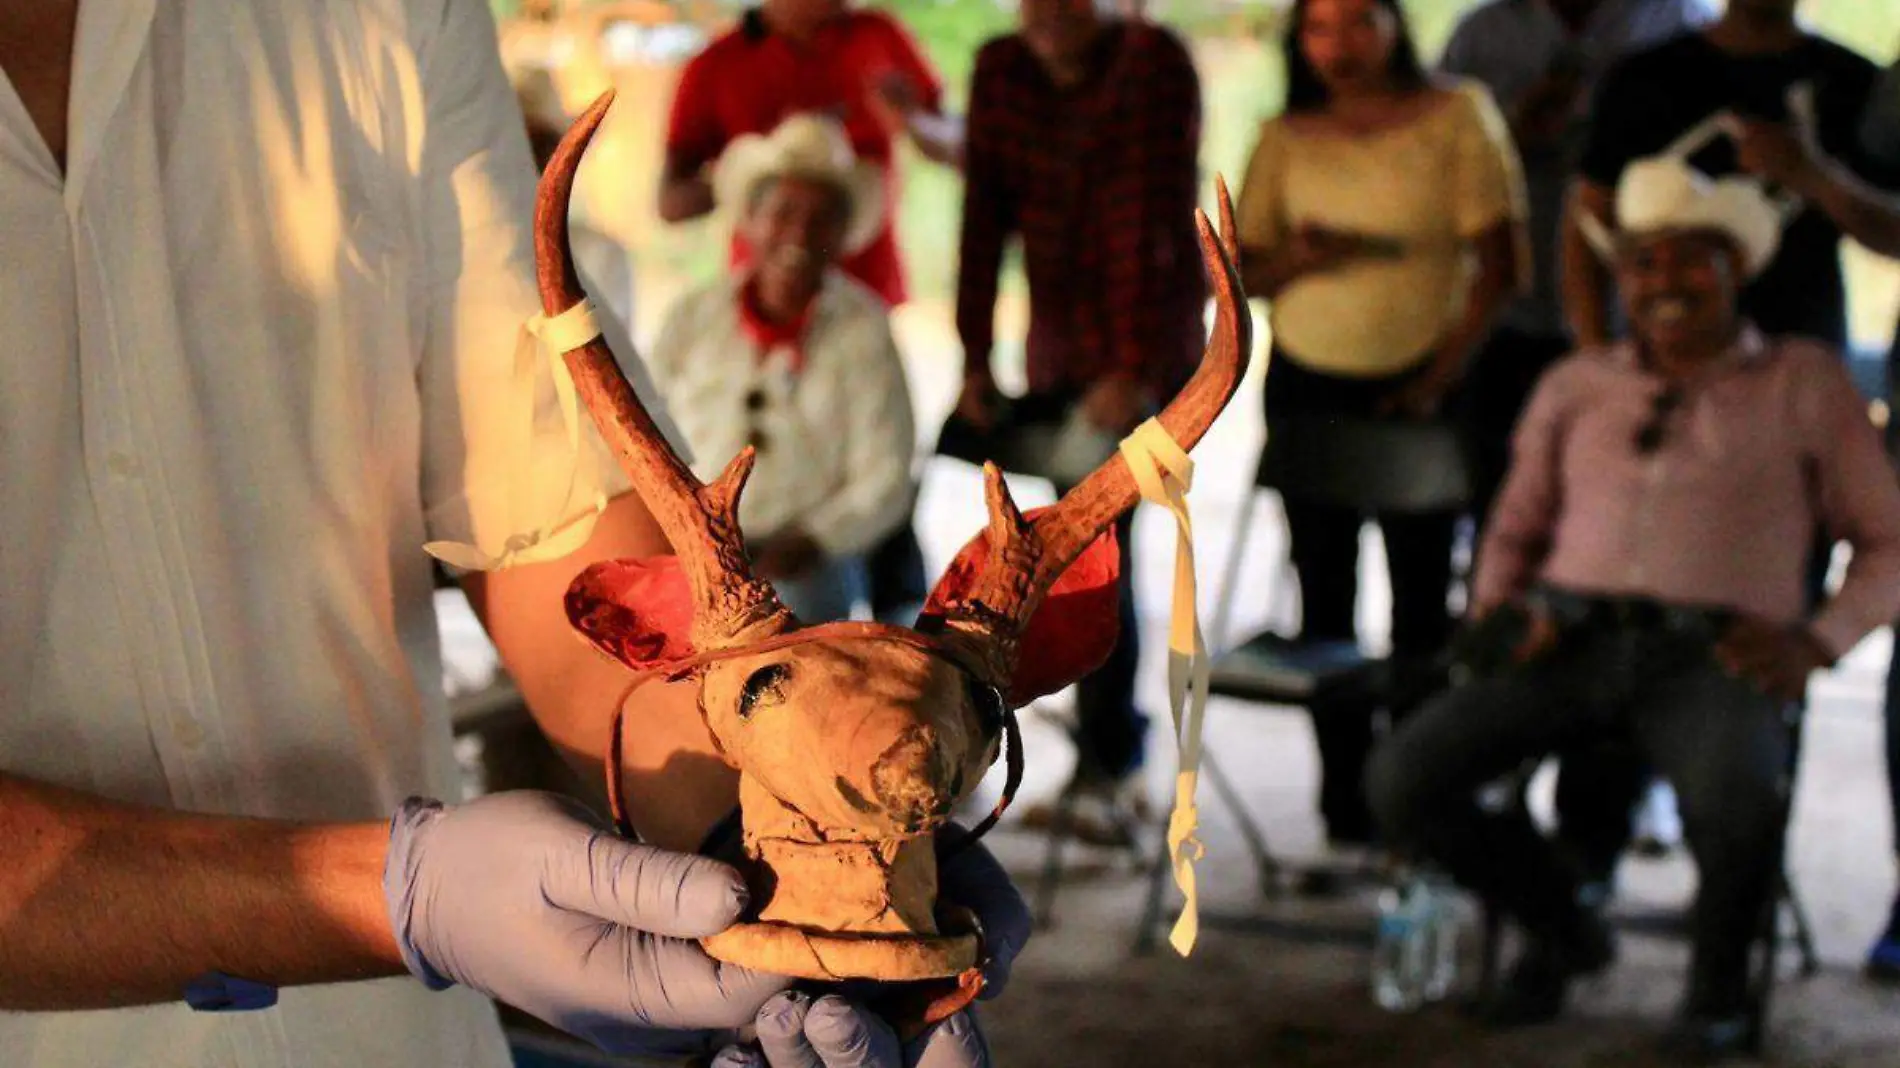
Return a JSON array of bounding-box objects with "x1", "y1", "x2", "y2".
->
[
  {"x1": 1659, "y1": 1012, "x2": 1753, "y2": 1062},
  {"x1": 1473, "y1": 911, "x2": 1615, "y2": 1029}
]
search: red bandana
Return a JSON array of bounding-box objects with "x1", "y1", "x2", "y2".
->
[{"x1": 737, "y1": 278, "x2": 815, "y2": 375}]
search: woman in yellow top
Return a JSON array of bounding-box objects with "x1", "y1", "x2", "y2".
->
[{"x1": 1237, "y1": 0, "x2": 1527, "y2": 850}]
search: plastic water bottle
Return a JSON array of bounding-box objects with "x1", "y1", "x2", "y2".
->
[
  {"x1": 1421, "y1": 878, "x2": 1464, "y2": 1003},
  {"x1": 1371, "y1": 878, "x2": 1428, "y2": 1012}
]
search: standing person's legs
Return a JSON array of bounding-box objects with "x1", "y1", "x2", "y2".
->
[
  {"x1": 1284, "y1": 493, "x2": 1373, "y2": 841},
  {"x1": 1069, "y1": 511, "x2": 1147, "y2": 783},
  {"x1": 1627, "y1": 639, "x2": 1791, "y2": 1024},
  {"x1": 1871, "y1": 623, "x2": 1900, "y2": 980},
  {"x1": 1873, "y1": 326, "x2": 1900, "y2": 980},
  {"x1": 864, "y1": 513, "x2": 928, "y2": 625},
  {"x1": 1378, "y1": 507, "x2": 1458, "y2": 712},
  {"x1": 770, "y1": 555, "x2": 867, "y2": 624}
]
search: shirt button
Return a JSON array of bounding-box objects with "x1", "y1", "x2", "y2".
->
[
  {"x1": 173, "y1": 719, "x2": 206, "y2": 748},
  {"x1": 106, "y1": 453, "x2": 142, "y2": 479}
]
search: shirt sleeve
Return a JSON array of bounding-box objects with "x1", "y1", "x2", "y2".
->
[
  {"x1": 1800, "y1": 351, "x2": 1900, "y2": 657},
  {"x1": 955, "y1": 42, "x2": 1016, "y2": 369},
  {"x1": 412, "y1": 0, "x2": 676, "y2": 558},
  {"x1": 1100, "y1": 28, "x2": 1203, "y2": 386},
  {"x1": 1437, "y1": 12, "x2": 1486, "y2": 81},
  {"x1": 1860, "y1": 59, "x2": 1900, "y2": 171},
  {"x1": 1471, "y1": 365, "x2": 1571, "y2": 612},
  {"x1": 1234, "y1": 120, "x2": 1288, "y2": 256},
  {"x1": 799, "y1": 307, "x2": 918, "y2": 558},
  {"x1": 1450, "y1": 83, "x2": 1529, "y2": 239},
  {"x1": 877, "y1": 13, "x2": 946, "y2": 115},
  {"x1": 664, "y1": 50, "x2": 728, "y2": 175}
]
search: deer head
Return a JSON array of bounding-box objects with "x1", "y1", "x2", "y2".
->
[{"x1": 535, "y1": 92, "x2": 1249, "y2": 948}]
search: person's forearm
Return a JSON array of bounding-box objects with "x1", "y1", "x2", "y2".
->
[
  {"x1": 1802, "y1": 159, "x2": 1900, "y2": 258},
  {"x1": 0, "y1": 773, "x2": 400, "y2": 1011},
  {"x1": 657, "y1": 174, "x2": 716, "y2": 224},
  {"x1": 465, "y1": 492, "x2": 740, "y2": 853},
  {"x1": 1431, "y1": 224, "x2": 1521, "y2": 382},
  {"x1": 1560, "y1": 189, "x2": 1614, "y2": 347},
  {"x1": 905, "y1": 110, "x2": 964, "y2": 170},
  {"x1": 1238, "y1": 246, "x2": 1312, "y2": 300}
]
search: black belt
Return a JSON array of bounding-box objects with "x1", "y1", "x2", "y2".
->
[{"x1": 1533, "y1": 588, "x2": 1733, "y2": 637}]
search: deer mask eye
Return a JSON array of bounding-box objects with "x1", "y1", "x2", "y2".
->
[
  {"x1": 965, "y1": 675, "x2": 1006, "y2": 736},
  {"x1": 739, "y1": 663, "x2": 793, "y2": 720}
]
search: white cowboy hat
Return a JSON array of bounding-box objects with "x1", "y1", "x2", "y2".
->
[
  {"x1": 713, "y1": 113, "x2": 885, "y2": 258},
  {"x1": 1577, "y1": 108, "x2": 1802, "y2": 279},
  {"x1": 1609, "y1": 155, "x2": 1785, "y2": 277}
]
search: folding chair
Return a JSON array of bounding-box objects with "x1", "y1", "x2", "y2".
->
[
  {"x1": 1130, "y1": 415, "x2": 1473, "y2": 950},
  {"x1": 1474, "y1": 701, "x2": 1820, "y2": 1049}
]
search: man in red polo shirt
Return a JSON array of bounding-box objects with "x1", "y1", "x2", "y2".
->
[{"x1": 658, "y1": 0, "x2": 961, "y2": 308}]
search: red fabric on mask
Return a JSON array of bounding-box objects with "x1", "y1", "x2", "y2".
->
[{"x1": 562, "y1": 508, "x2": 1121, "y2": 706}]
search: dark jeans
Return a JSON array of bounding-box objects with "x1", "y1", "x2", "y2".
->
[
  {"x1": 1367, "y1": 603, "x2": 1792, "y2": 1012},
  {"x1": 865, "y1": 512, "x2": 927, "y2": 624},
  {"x1": 1266, "y1": 351, "x2": 1459, "y2": 842},
  {"x1": 1062, "y1": 504, "x2": 1147, "y2": 780},
  {"x1": 1550, "y1": 537, "x2": 1832, "y2": 878}
]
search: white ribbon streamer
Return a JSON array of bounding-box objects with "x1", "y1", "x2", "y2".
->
[
  {"x1": 1118, "y1": 418, "x2": 1211, "y2": 956},
  {"x1": 424, "y1": 299, "x2": 609, "y2": 572}
]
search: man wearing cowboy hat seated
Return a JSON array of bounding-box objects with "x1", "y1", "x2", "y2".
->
[
  {"x1": 1367, "y1": 151, "x2": 1900, "y2": 1056},
  {"x1": 646, "y1": 113, "x2": 915, "y2": 624}
]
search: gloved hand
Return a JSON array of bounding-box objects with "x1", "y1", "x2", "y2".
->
[
  {"x1": 711, "y1": 831, "x2": 1030, "y2": 1068},
  {"x1": 712, "y1": 993, "x2": 990, "y2": 1068},
  {"x1": 384, "y1": 792, "x2": 791, "y2": 1054}
]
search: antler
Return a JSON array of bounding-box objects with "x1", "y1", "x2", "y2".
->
[
  {"x1": 537, "y1": 91, "x2": 789, "y2": 645},
  {"x1": 931, "y1": 180, "x2": 1252, "y2": 683}
]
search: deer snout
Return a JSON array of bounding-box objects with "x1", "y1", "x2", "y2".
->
[{"x1": 870, "y1": 725, "x2": 958, "y2": 835}]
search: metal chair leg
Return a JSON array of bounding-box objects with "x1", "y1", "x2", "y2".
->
[
  {"x1": 1200, "y1": 750, "x2": 1282, "y2": 894},
  {"x1": 1780, "y1": 871, "x2": 1821, "y2": 977},
  {"x1": 1132, "y1": 821, "x2": 1174, "y2": 955},
  {"x1": 1033, "y1": 787, "x2": 1079, "y2": 930}
]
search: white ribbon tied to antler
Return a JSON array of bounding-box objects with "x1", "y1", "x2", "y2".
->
[
  {"x1": 1118, "y1": 418, "x2": 1211, "y2": 956},
  {"x1": 424, "y1": 299, "x2": 610, "y2": 572}
]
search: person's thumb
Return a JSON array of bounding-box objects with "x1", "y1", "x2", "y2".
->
[{"x1": 544, "y1": 831, "x2": 751, "y2": 938}]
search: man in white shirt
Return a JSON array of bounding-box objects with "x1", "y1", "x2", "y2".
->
[
  {"x1": 648, "y1": 113, "x2": 916, "y2": 624},
  {"x1": 0, "y1": 3, "x2": 1016, "y2": 1065}
]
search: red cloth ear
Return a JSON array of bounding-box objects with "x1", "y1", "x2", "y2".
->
[
  {"x1": 922, "y1": 509, "x2": 1122, "y2": 707},
  {"x1": 566, "y1": 557, "x2": 698, "y2": 672}
]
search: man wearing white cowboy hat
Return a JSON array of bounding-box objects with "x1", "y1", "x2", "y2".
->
[
  {"x1": 1369, "y1": 154, "x2": 1900, "y2": 1057},
  {"x1": 646, "y1": 113, "x2": 915, "y2": 624}
]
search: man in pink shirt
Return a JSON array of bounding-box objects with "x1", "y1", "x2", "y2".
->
[{"x1": 1367, "y1": 153, "x2": 1900, "y2": 1057}]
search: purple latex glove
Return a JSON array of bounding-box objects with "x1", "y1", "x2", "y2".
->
[
  {"x1": 384, "y1": 792, "x2": 791, "y2": 1054},
  {"x1": 714, "y1": 993, "x2": 992, "y2": 1068},
  {"x1": 712, "y1": 832, "x2": 1029, "y2": 1068}
]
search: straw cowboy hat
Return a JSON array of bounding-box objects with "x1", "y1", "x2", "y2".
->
[
  {"x1": 713, "y1": 113, "x2": 885, "y2": 258},
  {"x1": 1578, "y1": 109, "x2": 1800, "y2": 279}
]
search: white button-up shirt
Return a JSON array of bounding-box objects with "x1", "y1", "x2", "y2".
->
[{"x1": 0, "y1": 2, "x2": 648, "y2": 1064}]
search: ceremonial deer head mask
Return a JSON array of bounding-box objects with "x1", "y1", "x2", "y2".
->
[{"x1": 535, "y1": 92, "x2": 1250, "y2": 982}]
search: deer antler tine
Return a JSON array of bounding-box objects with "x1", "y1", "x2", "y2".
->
[
  {"x1": 939, "y1": 188, "x2": 1251, "y2": 674},
  {"x1": 981, "y1": 463, "x2": 1026, "y2": 543},
  {"x1": 1215, "y1": 177, "x2": 1239, "y2": 260},
  {"x1": 535, "y1": 90, "x2": 787, "y2": 644}
]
